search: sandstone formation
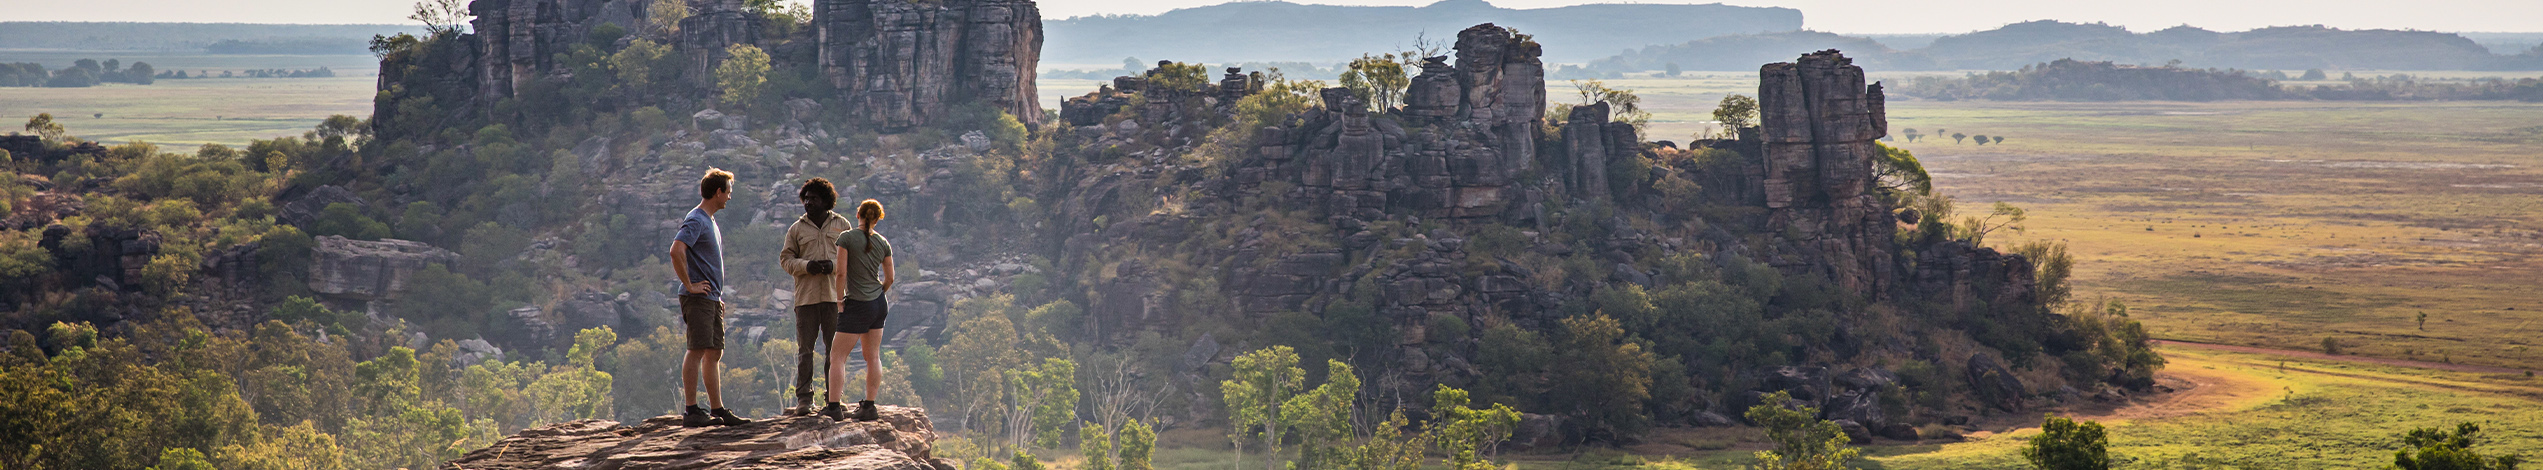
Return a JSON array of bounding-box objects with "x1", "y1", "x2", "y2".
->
[
  {"x1": 440, "y1": 405, "x2": 956, "y2": 470},
  {"x1": 445, "y1": 0, "x2": 1040, "y2": 129},
  {"x1": 305, "y1": 235, "x2": 461, "y2": 301},
  {"x1": 818, "y1": 0, "x2": 1044, "y2": 129},
  {"x1": 1755, "y1": 50, "x2": 1895, "y2": 295},
  {"x1": 1041, "y1": 44, "x2": 2059, "y2": 421}
]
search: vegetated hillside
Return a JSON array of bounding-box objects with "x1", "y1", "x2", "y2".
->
[
  {"x1": 0, "y1": 0, "x2": 2156, "y2": 466},
  {"x1": 1894, "y1": 59, "x2": 2290, "y2": 101},
  {"x1": 1590, "y1": 20, "x2": 2543, "y2": 74},
  {"x1": 1044, "y1": 0, "x2": 1799, "y2": 64},
  {"x1": 1892, "y1": 59, "x2": 2543, "y2": 101},
  {"x1": 0, "y1": 22, "x2": 416, "y2": 51}
]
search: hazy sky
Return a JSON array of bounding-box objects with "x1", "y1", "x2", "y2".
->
[{"x1": 11, "y1": 0, "x2": 2541, "y2": 35}]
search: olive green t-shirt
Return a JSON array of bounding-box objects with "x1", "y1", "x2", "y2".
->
[{"x1": 832, "y1": 228, "x2": 893, "y2": 301}]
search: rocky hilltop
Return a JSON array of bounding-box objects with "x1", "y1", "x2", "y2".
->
[
  {"x1": 441, "y1": 406, "x2": 956, "y2": 470},
  {"x1": 321, "y1": 0, "x2": 2130, "y2": 445},
  {"x1": 1040, "y1": 31, "x2": 2054, "y2": 430}
]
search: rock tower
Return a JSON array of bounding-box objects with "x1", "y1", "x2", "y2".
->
[{"x1": 1756, "y1": 50, "x2": 1894, "y2": 295}]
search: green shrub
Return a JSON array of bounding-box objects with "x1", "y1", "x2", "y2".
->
[
  {"x1": 2390, "y1": 422, "x2": 2524, "y2": 470},
  {"x1": 2023, "y1": 415, "x2": 2110, "y2": 470},
  {"x1": 306, "y1": 202, "x2": 391, "y2": 240}
]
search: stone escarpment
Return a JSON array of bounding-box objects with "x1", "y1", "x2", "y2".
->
[
  {"x1": 817, "y1": 0, "x2": 1043, "y2": 129},
  {"x1": 441, "y1": 405, "x2": 955, "y2": 470},
  {"x1": 438, "y1": 0, "x2": 1040, "y2": 129}
]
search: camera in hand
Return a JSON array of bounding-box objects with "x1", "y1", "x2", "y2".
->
[{"x1": 807, "y1": 259, "x2": 834, "y2": 275}]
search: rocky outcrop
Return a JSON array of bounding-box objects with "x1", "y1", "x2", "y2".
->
[
  {"x1": 448, "y1": 0, "x2": 1040, "y2": 129},
  {"x1": 1559, "y1": 101, "x2": 1642, "y2": 200},
  {"x1": 1450, "y1": 23, "x2": 1546, "y2": 174},
  {"x1": 1755, "y1": 50, "x2": 1895, "y2": 296},
  {"x1": 816, "y1": 0, "x2": 1043, "y2": 129},
  {"x1": 468, "y1": 0, "x2": 652, "y2": 101},
  {"x1": 305, "y1": 236, "x2": 461, "y2": 301},
  {"x1": 440, "y1": 406, "x2": 956, "y2": 470}
]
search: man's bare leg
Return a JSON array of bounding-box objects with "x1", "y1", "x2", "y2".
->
[
  {"x1": 682, "y1": 349, "x2": 706, "y2": 406},
  {"x1": 702, "y1": 349, "x2": 725, "y2": 409}
]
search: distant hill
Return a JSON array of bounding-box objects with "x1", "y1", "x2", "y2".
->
[
  {"x1": 1893, "y1": 58, "x2": 2291, "y2": 101},
  {"x1": 1044, "y1": 0, "x2": 1800, "y2": 65},
  {"x1": 0, "y1": 22, "x2": 415, "y2": 52},
  {"x1": 1890, "y1": 58, "x2": 2543, "y2": 102},
  {"x1": 1592, "y1": 21, "x2": 2543, "y2": 74},
  {"x1": 1588, "y1": 31, "x2": 1926, "y2": 72}
]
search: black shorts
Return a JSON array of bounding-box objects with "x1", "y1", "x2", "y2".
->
[{"x1": 839, "y1": 296, "x2": 888, "y2": 334}]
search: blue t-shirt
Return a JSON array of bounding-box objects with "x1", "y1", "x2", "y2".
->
[{"x1": 673, "y1": 207, "x2": 724, "y2": 301}]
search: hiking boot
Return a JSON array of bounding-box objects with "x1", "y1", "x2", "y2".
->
[
  {"x1": 682, "y1": 405, "x2": 712, "y2": 427},
  {"x1": 820, "y1": 401, "x2": 849, "y2": 421},
  {"x1": 853, "y1": 400, "x2": 879, "y2": 422},
  {"x1": 710, "y1": 407, "x2": 752, "y2": 426},
  {"x1": 786, "y1": 394, "x2": 816, "y2": 416}
]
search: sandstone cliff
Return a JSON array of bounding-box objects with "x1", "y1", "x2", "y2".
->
[
  {"x1": 441, "y1": 406, "x2": 956, "y2": 470},
  {"x1": 428, "y1": 0, "x2": 1040, "y2": 129}
]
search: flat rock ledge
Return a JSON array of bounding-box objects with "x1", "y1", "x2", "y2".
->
[{"x1": 440, "y1": 406, "x2": 956, "y2": 470}]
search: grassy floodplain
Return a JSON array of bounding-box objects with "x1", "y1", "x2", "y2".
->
[
  {"x1": 0, "y1": 75, "x2": 376, "y2": 145},
  {"x1": 1878, "y1": 100, "x2": 2543, "y2": 370},
  {"x1": 1097, "y1": 346, "x2": 2541, "y2": 469}
]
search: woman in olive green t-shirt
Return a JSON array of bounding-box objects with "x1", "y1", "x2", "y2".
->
[{"x1": 822, "y1": 199, "x2": 895, "y2": 422}]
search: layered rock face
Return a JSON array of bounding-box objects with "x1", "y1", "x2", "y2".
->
[
  {"x1": 453, "y1": 0, "x2": 1040, "y2": 129},
  {"x1": 1755, "y1": 50, "x2": 1895, "y2": 295},
  {"x1": 818, "y1": 0, "x2": 1043, "y2": 130},
  {"x1": 1559, "y1": 101, "x2": 1642, "y2": 200},
  {"x1": 469, "y1": 0, "x2": 653, "y2": 100},
  {"x1": 441, "y1": 406, "x2": 955, "y2": 470},
  {"x1": 305, "y1": 236, "x2": 462, "y2": 301},
  {"x1": 1448, "y1": 23, "x2": 1546, "y2": 174}
]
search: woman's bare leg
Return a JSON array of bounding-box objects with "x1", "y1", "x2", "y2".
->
[
  {"x1": 862, "y1": 329, "x2": 885, "y2": 401},
  {"x1": 826, "y1": 331, "x2": 855, "y2": 404}
]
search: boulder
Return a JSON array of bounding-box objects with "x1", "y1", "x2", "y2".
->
[
  {"x1": 1835, "y1": 367, "x2": 1899, "y2": 392},
  {"x1": 1966, "y1": 353, "x2": 2026, "y2": 412},
  {"x1": 305, "y1": 236, "x2": 460, "y2": 301},
  {"x1": 439, "y1": 406, "x2": 956, "y2": 470},
  {"x1": 454, "y1": 338, "x2": 504, "y2": 365},
  {"x1": 1878, "y1": 422, "x2": 1920, "y2": 441},
  {"x1": 278, "y1": 185, "x2": 365, "y2": 227},
  {"x1": 1819, "y1": 389, "x2": 1884, "y2": 429},
  {"x1": 558, "y1": 290, "x2": 625, "y2": 337},
  {"x1": 1507, "y1": 413, "x2": 1563, "y2": 451},
  {"x1": 1833, "y1": 419, "x2": 1872, "y2": 445},
  {"x1": 1754, "y1": 365, "x2": 1830, "y2": 402}
]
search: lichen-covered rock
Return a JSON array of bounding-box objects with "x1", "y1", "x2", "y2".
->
[
  {"x1": 440, "y1": 405, "x2": 955, "y2": 470},
  {"x1": 305, "y1": 236, "x2": 460, "y2": 301}
]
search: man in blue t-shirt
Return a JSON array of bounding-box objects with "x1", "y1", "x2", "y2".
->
[{"x1": 669, "y1": 168, "x2": 750, "y2": 427}]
